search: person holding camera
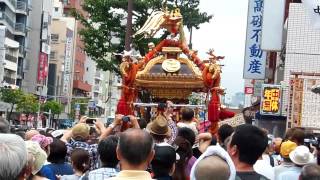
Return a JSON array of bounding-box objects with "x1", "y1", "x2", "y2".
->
[{"x1": 60, "y1": 115, "x2": 138, "y2": 170}]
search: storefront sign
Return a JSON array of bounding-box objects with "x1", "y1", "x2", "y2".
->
[
  {"x1": 245, "y1": 87, "x2": 254, "y2": 94},
  {"x1": 243, "y1": 0, "x2": 267, "y2": 79},
  {"x1": 260, "y1": 84, "x2": 281, "y2": 115},
  {"x1": 302, "y1": 0, "x2": 320, "y2": 29}
]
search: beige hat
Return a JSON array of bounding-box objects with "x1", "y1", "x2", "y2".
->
[
  {"x1": 146, "y1": 115, "x2": 171, "y2": 136},
  {"x1": 289, "y1": 145, "x2": 314, "y2": 166},
  {"x1": 25, "y1": 141, "x2": 47, "y2": 175},
  {"x1": 72, "y1": 123, "x2": 90, "y2": 139}
]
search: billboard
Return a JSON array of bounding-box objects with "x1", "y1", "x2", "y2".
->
[
  {"x1": 302, "y1": 0, "x2": 320, "y2": 29},
  {"x1": 261, "y1": 0, "x2": 286, "y2": 51},
  {"x1": 37, "y1": 52, "x2": 48, "y2": 83},
  {"x1": 260, "y1": 84, "x2": 282, "y2": 115},
  {"x1": 243, "y1": 0, "x2": 267, "y2": 79}
]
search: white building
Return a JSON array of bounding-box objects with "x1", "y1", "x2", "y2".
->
[
  {"x1": 105, "y1": 72, "x2": 121, "y2": 118},
  {"x1": 84, "y1": 56, "x2": 108, "y2": 116},
  {"x1": 0, "y1": 25, "x2": 19, "y2": 88},
  {"x1": 3, "y1": 37, "x2": 19, "y2": 87},
  {"x1": 0, "y1": 0, "x2": 31, "y2": 88},
  {"x1": 282, "y1": 3, "x2": 320, "y2": 129}
]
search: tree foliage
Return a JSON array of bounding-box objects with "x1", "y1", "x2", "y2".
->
[
  {"x1": 73, "y1": 0, "x2": 212, "y2": 74},
  {"x1": 70, "y1": 98, "x2": 89, "y2": 119},
  {"x1": 41, "y1": 100, "x2": 63, "y2": 117},
  {"x1": 16, "y1": 93, "x2": 39, "y2": 115},
  {"x1": 0, "y1": 88, "x2": 24, "y2": 120}
]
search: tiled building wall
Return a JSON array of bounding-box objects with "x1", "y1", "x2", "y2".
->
[{"x1": 282, "y1": 4, "x2": 320, "y2": 117}]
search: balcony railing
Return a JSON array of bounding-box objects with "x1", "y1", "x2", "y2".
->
[
  {"x1": 3, "y1": 76, "x2": 16, "y2": 84},
  {"x1": 95, "y1": 72, "x2": 101, "y2": 78},
  {"x1": 19, "y1": 46, "x2": 25, "y2": 56},
  {"x1": 0, "y1": 12, "x2": 15, "y2": 29},
  {"x1": 94, "y1": 85, "x2": 101, "y2": 92},
  {"x1": 17, "y1": 66, "x2": 23, "y2": 78},
  {"x1": 15, "y1": 22, "x2": 25, "y2": 33},
  {"x1": 16, "y1": 1, "x2": 27, "y2": 12},
  {"x1": 5, "y1": 53, "x2": 17, "y2": 63},
  {"x1": 1, "y1": 0, "x2": 27, "y2": 12}
]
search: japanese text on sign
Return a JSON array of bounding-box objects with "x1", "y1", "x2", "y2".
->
[
  {"x1": 243, "y1": 0, "x2": 266, "y2": 79},
  {"x1": 62, "y1": 29, "x2": 74, "y2": 96},
  {"x1": 260, "y1": 84, "x2": 282, "y2": 115}
]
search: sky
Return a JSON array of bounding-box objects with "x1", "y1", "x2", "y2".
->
[{"x1": 185, "y1": 0, "x2": 249, "y2": 101}]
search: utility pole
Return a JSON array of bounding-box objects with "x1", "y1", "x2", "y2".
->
[{"x1": 125, "y1": 0, "x2": 133, "y2": 51}]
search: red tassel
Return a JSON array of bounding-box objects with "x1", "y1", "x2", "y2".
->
[
  {"x1": 208, "y1": 100, "x2": 220, "y2": 122},
  {"x1": 219, "y1": 109, "x2": 235, "y2": 120},
  {"x1": 116, "y1": 98, "x2": 130, "y2": 115}
]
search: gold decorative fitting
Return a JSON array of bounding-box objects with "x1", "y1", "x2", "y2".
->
[
  {"x1": 162, "y1": 47, "x2": 182, "y2": 53},
  {"x1": 162, "y1": 59, "x2": 181, "y2": 72}
]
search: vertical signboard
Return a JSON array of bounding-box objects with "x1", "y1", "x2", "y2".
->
[
  {"x1": 37, "y1": 52, "x2": 48, "y2": 83},
  {"x1": 261, "y1": 0, "x2": 286, "y2": 51},
  {"x1": 243, "y1": 0, "x2": 267, "y2": 79},
  {"x1": 301, "y1": 79, "x2": 320, "y2": 128},
  {"x1": 302, "y1": 0, "x2": 320, "y2": 29},
  {"x1": 62, "y1": 29, "x2": 73, "y2": 96},
  {"x1": 260, "y1": 84, "x2": 281, "y2": 115}
]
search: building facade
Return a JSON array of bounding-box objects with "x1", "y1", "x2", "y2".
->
[
  {"x1": 48, "y1": 0, "x2": 76, "y2": 117},
  {"x1": 282, "y1": 3, "x2": 320, "y2": 129},
  {"x1": 23, "y1": 0, "x2": 53, "y2": 95},
  {"x1": 63, "y1": 0, "x2": 91, "y2": 97},
  {"x1": 0, "y1": 0, "x2": 31, "y2": 88}
]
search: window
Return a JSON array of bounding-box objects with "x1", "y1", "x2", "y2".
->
[
  {"x1": 50, "y1": 51, "x2": 57, "y2": 60},
  {"x1": 55, "y1": 7, "x2": 59, "y2": 12},
  {"x1": 51, "y1": 34, "x2": 59, "y2": 43}
]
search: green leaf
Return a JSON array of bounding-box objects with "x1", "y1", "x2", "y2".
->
[{"x1": 73, "y1": 0, "x2": 212, "y2": 74}]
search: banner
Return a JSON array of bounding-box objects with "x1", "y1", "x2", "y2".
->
[
  {"x1": 243, "y1": 0, "x2": 267, "y2": 79},
  {"x1": 302, "y1": 0, "x2": 320, "y2": 29},
  {"x1": 261, "y1": 0, "x2": 286, "y2": 51},
  {"x1": 62, "y1": 29, "x2": 74, "y2": 96},
  {"x1": 37, "y1": 52, "x2": 48, "y2": 83},
  {"x1": 260, "y1": 84, "x2": 282, "y2": 115}
]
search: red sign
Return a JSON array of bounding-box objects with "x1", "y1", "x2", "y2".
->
[
  {"x1": 245, "y1": 87, "x2": 254, "y2": 94},
  {"x1": 37, "y1": 52, "x2": 48, "y2": 83}
]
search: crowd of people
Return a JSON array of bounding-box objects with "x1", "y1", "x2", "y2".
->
[{"x1": 0, "y1": 101, "x2": 320, "y2": 180}]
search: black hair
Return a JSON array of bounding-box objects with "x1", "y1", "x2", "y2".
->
[
  {"x1": 0, "y1": 118, "x2": 10, "y2": 133},
  {"x1": 46, "y1": 128, "x2": 54, "y2": 134},
  {"x1": 71, "y1": 148, "x2": 90, "y2": 173},
  {"x1": 218, "y1": 124, "x2": 234, "y2": 144},
  {"x1": 230, "y1": 124, "x2": 268, "y2": 165},
  {"x1": 138, "y1": 118, "x2": 147, "y2": 129},
  {"x1": 39, "y1": 130, "x2": 46, "y2": 135},
  {"x1": 173, "y1": 136, "x2": 192, "y2": 180},
  {"x1": 151, "y1": 133, "x2": 167, "y2": 143},
  {"x1": 89, "y1": 127, "x2": 97, "y2": 135},
  {"x1": 119, "y1": 129, "x2": 154, "y2": 165},
  {"x1": 47, "y1": 138, "x2": 68, "y2": 163},
  {"x1": 177, "y1": 127, "x2": 195, "y2": 146},
  {"x1": 98, "y1": 135, "x2": 119, "y2": 168},
  {"x1": 181, "y1": 108, "x2": 194, "y2": 122},
  {"x1": 151, "y1": 146, "x2": 176, "y2": 177}
]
